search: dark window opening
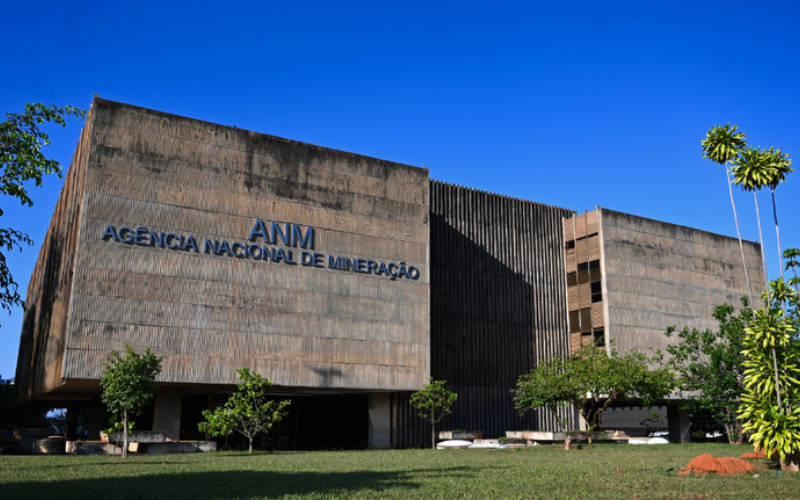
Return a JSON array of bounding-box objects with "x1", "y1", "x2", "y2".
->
[
  {"x1": 593, "y1": 328, "x2": 605, "y2": 347},
  {"x1": 569, "y1": 310, "x2": 580, "y2": 333},
  {"x1": 579, "y1": 308, "x2": 592, "y2": 332},
  {"x1": 567, "y1": 272, "x2": 577, "y2": 287},
  {"x1": 566, "y1": 240, "x2": 575, "y2": 249},
  {"x1": 591, "y1": 281, "x2": 602, "y2": 303},
  {"x1": 578, "y1": 259, "x2": 601, "y2": 284}
]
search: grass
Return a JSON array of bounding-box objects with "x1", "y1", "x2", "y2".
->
[{"x1": 0, "y1": 443, "x2": 798, "y2": 499}]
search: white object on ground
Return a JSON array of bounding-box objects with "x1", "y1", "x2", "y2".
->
[
  {"x1": 468, "y1": 442, "x2": 508, "y2": 449},
  {"x1": 437, "y1": 440, "x2": 473, "y2": 449},
  {"x1": 647, "y1": 437, "x2": 669, "y2": 445},
  {"x1": 628, "y1": 438, "x2": 649, "y2": 445}
]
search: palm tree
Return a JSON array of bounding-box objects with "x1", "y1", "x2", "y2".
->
[
  {"x1": 731, "y1": 146, "x2": 771, "y2": 299},
  {"x1": 763, "y1": 147, "x2": 794, "y2": 280},
  {"x1": 701, "y1": 124, "x2": 751, "y2": 304},
  {"x1": 731, "y1": 147, "x2": 785, "y2": 411},
  {"x1": 785, "y1": 248, "x2": 800, "y2": 297}
]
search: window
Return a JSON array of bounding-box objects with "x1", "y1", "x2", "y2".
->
[
  {"x1": 577, "y1": 260, "x2": 600, "y2": 284},
  {"x1": 589, "y1": 260, "x2": 601, "y2": 282},
  {"x1": 593, "y1": 328, "x2": 605, "y2": 347},
  {"x1": 569, "y1": 309, "x2": 592, "y2": 333},
  {"x1": 569, "y1": 311, "x2": 580, "y2": 333},
  {"x1": 567, "y1": 272, "x2": 577, "y2": 287},
  {"x1": 579, "y1": 308, "x2": 592, "y2": 332},
  {"x1": 591, "y1": 281, "x2": 602, "y2": 303},
  {"x1": 566, "y1": 239, "x2": 575, "y2": 249}
]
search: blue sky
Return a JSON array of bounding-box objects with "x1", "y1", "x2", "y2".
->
[{"x1": 2, "y1": 1, "x2": 799, "y2": 378}]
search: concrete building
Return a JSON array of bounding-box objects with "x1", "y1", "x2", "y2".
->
[{"x1": 14, "y1": 97, "x2": 764, "y2": 448}]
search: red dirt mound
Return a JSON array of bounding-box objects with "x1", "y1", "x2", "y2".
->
[{"x1": 677, "y1": 454, "x2": 755, "y2": 476}]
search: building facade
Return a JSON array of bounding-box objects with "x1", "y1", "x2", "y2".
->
[{"x1": 14, "y1": 97, "x2": 764, "y2": 448}]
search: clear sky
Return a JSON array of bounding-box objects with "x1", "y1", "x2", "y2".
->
[{"x1": 2, "y1": 1, "x2": 799, "y2": 378}]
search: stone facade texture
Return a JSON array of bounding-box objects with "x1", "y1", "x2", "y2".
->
[
  {"x1": 598, "y1": 208, "x2": 765, "y2": 355},
  {"x1": 16, "y1": 97, "x2": 430, "y2": 401}
]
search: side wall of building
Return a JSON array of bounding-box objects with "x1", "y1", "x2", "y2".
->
[
  {"x1": 420, "y1": 181, "x2": 574, "y2": 441},
  {"x1": 14, "y1": 102, "x2": 96, "y2": 404},
  {"x1": 600, "y1": 208, "x2": 766, "y2": 355},
  {"x1": 56, "y1": 98, "x2": 430, "y2": 392}
]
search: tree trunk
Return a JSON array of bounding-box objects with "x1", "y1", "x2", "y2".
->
[
  {"x1": 753, "y1": 191, "x2": 769, "y2": 295},
  {"x1": 123, "y1": 410, "x2": 129, "y2": 459},
  {"x1": 726, "y1": 162, "x2": 754, "y2": 305},
  {"x1": 772, "y1": 189, "x2": 783, "y2": 281},
  {"x1": 564, "y1": 435, "x2": 572, "y2": 451},
  {"x1": 431, "y1": 423, "x2": 436, "y2": 450},
  {"x1": 248, "y1": 436, "x2": 253, "y2": 454},
  {"x1": 784, "y1": 454, "x2": 800, "y2": 472}
]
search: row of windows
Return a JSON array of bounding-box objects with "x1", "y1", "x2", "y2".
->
[
  {"x1": 583, "y1": 328, "x2": 605, "y2": 347},
  {"x1": 567, "y1": 259, "x2": 601, "y2": 286},
  {"x1": 564, "y1": 232, "x2": 598, "y2": 250}
]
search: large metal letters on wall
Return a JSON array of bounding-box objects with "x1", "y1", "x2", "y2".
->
[{"x1": 100, "y1": 219, "x2": 421, "y2": 281}]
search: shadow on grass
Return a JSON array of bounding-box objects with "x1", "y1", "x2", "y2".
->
[{"x1": 2, "y1": 466, "x2": 477, "y2": 499}]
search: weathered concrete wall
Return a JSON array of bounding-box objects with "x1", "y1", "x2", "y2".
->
[
  {"x1": 14, "y1": 100, "x2": 96, "y2": 404},
  {"x1": 56, "y1": 97, "x2": 429, "y2": 392},
  {"x1": 600, "y1": 208, "x2": 765, "y2": 355}
]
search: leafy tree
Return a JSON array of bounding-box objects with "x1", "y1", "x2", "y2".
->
[
  {"x1": 100, "y1": 345, "x2": 163, "y2": 458},
  {"x1": 785, "y1": 248, "x2": 800, "y2": 297},
  {"x1": 701, "y1": 124, "x2": 752, "y2": 305},
  {"x1": 738, "y1": 282, "x2": 800, "y2": 471},
  {"x1": 0, "y1": 104, "x2": 86, "y2": 323},
  {"x1": 512, "y1": 354, "x2": 580, "y2": 450},
  {"x1": 763, "y1": 148, "x2": 793, "y2": 280},
  {"x1": 198, "y1": 367, "x2": 290, "y2": 454},
  {"x1": 664, "y1": 300, "x2": 751, "y2": 444},
  {"x1": 731, "y1": 145, "x2": 773, "y2": 297},
  {"x1": 514, "y1": 343, "x2": 674, "y2": 444},
  {"x1": 409, "y1": 378, "x2": 457, "y2": 449}
]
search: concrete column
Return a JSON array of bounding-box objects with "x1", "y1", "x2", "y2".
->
[
  {"x1": 667, "y1": 405, "x2": 691, "y2": 443},
  {"x1": 152, "y1": 387, "x2": 182, "y2": 441},
  {"x1": 87, "y1": 397, "x2": 106, "y2": 440},
  {"x1": 368, "y1": 392, "x2": 391, "y2": 449}
]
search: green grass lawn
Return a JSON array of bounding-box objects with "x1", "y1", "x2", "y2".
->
[{"x1": 0, "y1": 443, "x2": 797, "y2": 499}]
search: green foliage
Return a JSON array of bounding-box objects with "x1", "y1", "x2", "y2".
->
[
  {"x1": 763, "y1": 147, "x2": 793, "y2": 190},
  {"x1": 738, "y1": 280, "x2": 800, "y2": 469},
  {"x1": 639, "y1": 409, "x2": 666, "y2": 435},
  {"x1": 410, "y1": 378, "x2": 457, "y2": 449},
  {"x1": 514, "y1": 343, "x2": 674, "y2": 437},
  {"x1": 731, "y1": 146, "x2": 773, "y2": 192},
  {"x1": 198, "y1": 367, "x2": 290, "y2": 454},
  {"x1": 785, "y1": 248, "x2": 800, "y2": 294},
  {"x1": 701, "y1": 123, "x2": 746, "y2": 165},
  {"x1": 664, "y1": 300, "x2": 751, "y2": 444},
  {"x1": 100, "y1": 345, "x2": 162, "y2": 458},
  {"x1": 100, "y1": 345, "x2": 163, "y2": 420},
  {"x1": 410, "y1": 378, "x2": 457, "y2": 425},
  {"x1": 0, "y1": 103, "x2": 86, "y2": 322}
]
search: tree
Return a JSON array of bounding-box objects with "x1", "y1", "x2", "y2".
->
[
  {"x1": 738, "y1": 282, "x2": 800, "y2": 471},
  {"x1": 763, "y1": 148, "x2": 793, "y2": 281},
  {"x1": 664, "y1": 300, "x2": 751, "y2": 444},
  {"x1": 100, "y1": 345, "x2": 163, "y2": 458},
  {"x1": 514, "y1": 343, "x2": 674, "y2": 445},
  {"x1": 198, "y1": 367, "x2": 290, "y2": 454},
  {"x1": 731, "y1": 145, "x2": 772, "y2": 298},
  {"x1": 0, "y1": 103, "x2": 86, "y2": 324},
  {"x1": 701, "y1": 124, "x2": 752, "y2": 305},
  {"x1": 409, "y1": 378, "x2": 457, "y2": 449},
  {"x1": 786, "y1": 248, "x2": 800, "y2": 297}
]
